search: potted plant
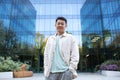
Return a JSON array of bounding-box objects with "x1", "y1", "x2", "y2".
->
[
  {"x1": 100, "y1": 60, "x2": 120, "y2": 77},
  {"x1": 0, "y1": 56, "x2": 24, "y2": 78}
]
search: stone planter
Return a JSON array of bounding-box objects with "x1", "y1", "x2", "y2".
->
[
  {"x1": 101, "y1": 70, "x2": 120, "y2": 77},
  {"x1": 0, "y1": 72, "x2": 13, "y2": 78}
]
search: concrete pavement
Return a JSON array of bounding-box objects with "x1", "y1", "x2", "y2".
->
[{"x1": 1, "y1": 73, "x2": 120, "y2": 80}]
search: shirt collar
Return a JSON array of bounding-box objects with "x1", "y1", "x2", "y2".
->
[{"x1": 55, "y1": 32, "x2": 67, "y2": 37}]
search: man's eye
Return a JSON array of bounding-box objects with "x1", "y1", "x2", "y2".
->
[
  {"x1": 58, "y1": 23, "x2": 64, "y2": 25},
  {"x1": 58, "y1": 23, "x2": 60, "y2": 25}
]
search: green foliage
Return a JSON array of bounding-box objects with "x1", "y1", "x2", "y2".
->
[
  {"x1": 0, "y1": 21, "x2": 18, "y2": 56},
  {"x1": 117, "y1": 60, "x2": 120, "y2": 71},
  {"x1": 95, "y1": 60, "x2": 120, "y2": 72},
  {"x1": 101, "y1": 60, "x2": 118, "y2": 66},
  {"x1": 0, "y1": 56, "x2": 29, "y2": 72},
  {"x1": 100, "y1": 60, "x2": 120, "y2": 71},
  {"x1": 66, "y1": 31, "x2": 72, "y2": 34},
  {"x1": 103, "y1": 29, "x2": 111, "y2": 37},
  {"x1": 94, "y1": 65, "x2": 100, "y2": 71}
]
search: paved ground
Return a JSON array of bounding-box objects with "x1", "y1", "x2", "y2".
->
[{"x1": 1, "y1": 73, "x2": 120, "y2": 80}]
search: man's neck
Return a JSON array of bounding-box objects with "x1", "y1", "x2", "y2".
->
[{"x1": 57, "y1": 32, "x2": 64, "y2": 35}]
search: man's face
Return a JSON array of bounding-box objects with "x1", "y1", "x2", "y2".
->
[{"x1": 55, "y1": 19, "x2": 67, "y2": 33}]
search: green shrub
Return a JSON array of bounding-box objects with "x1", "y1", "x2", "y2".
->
[
  {"x1": 94, "y1": 65, "x2": 100, "y2": 71},
  {"x1": 100, "y1": 60, "x2": 120, "y2": 71},
  {"x1": 0, "y1": 56, "x2": 29, "y2": 72},
  {"x1": 117, "y1": 60, "x2": 120, "y2": 71}
]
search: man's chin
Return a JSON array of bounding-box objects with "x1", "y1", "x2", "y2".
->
[{"x1": 57, "y1": 31, "x2": 64, "y2": 34}]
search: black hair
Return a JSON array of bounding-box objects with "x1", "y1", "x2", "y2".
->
[{"x1": 55, "y1": 16, "x2": 67, "y2": 24}]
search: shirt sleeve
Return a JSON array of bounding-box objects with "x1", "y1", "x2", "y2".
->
[{"x1": 69, "y1": 36, "x2": 80, "y2": 71}]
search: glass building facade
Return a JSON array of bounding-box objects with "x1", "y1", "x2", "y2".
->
[
  {"x1": 0, "y1": 0, "x2": 85, "y2": 72},
  {"x1": 33, "y1": 0, "x2": 84, "y2": 45},
  {"x1": 0, "y1": 0, "x2": 36, "y2": 71},
  {"x1": 1, "y1": 0, "x2": 120, "y2": 73},
  {"x1": 0, "y1": 0, "x2": 36, "y2": 47},
  {"x1": 31, "y1": 0, "x2": 85, "y2": 72},
  {"x1": 81, "y1": 0, "x2": 120, "y2": 71}
]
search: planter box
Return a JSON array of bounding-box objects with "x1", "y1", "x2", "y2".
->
[
  {"x1": 0, "y1": 72, "x2": 13, "y2": 78},
  {"x1": 101, "y1": 70, "x2": 120, "y2": 77}
]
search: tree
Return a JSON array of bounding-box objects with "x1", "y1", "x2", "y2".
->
[
  {"x1": 35, "y1": 32, "x2": 44, "y2": 50},
  {"x1": 111, "y1": 33, "x2": 120, "y2": 47},
  {"x1": 0, "y1": 21, "x2": 5, "y2": 42},
  {"x1": 0, "y1": 21, "x2": 18, "y2": 56}
]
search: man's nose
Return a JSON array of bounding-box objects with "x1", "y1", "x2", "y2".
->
[{"x1": 59, "y1": 24, "x2": 63, "y2": 26}]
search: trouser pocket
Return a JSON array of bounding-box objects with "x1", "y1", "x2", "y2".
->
[{"x1": 61, "y1": 69, "x2": 73, "y2": 80}]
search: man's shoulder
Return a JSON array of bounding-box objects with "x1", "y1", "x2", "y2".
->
[
  {"x1": 47, "y1": 35, "x2": 55, "y2": 39},
  {"x1": 66, "y1": 33, "x2": 72, "y2": 36},
  {"x1": 66, "y1": 33, "x2": 77, "y2": 42},
  {"x1": 66, "y1": 33, "x2": 74, "y2": 38}
]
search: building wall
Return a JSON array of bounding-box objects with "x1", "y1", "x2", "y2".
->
[
  {"x1": 101, "y1": 0, "x2": 120, "y2": 46},
  {"x1": 81, "y1": 0, "x2": 102, "y2": 44},
  {"x1": 35, "y1": 0, "x2": 83, "y2": 45},
  {"x1": 81, "y1": 0, "x2": 120, "y2": 46},
  {"x1": 81, "y1": 0, "x2": 120, "y2": 71},
  {"x1": 0, "y1": 0, "x2": 36, "y2": 46}
]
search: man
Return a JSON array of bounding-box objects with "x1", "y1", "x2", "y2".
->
[{"x1": 44, "y1": 17, "x2": 79, "y2": 80}]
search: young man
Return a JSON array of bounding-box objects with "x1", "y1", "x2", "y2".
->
[{"x1": 44, "y1": 17, "x2": 79, "y2": 80}]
